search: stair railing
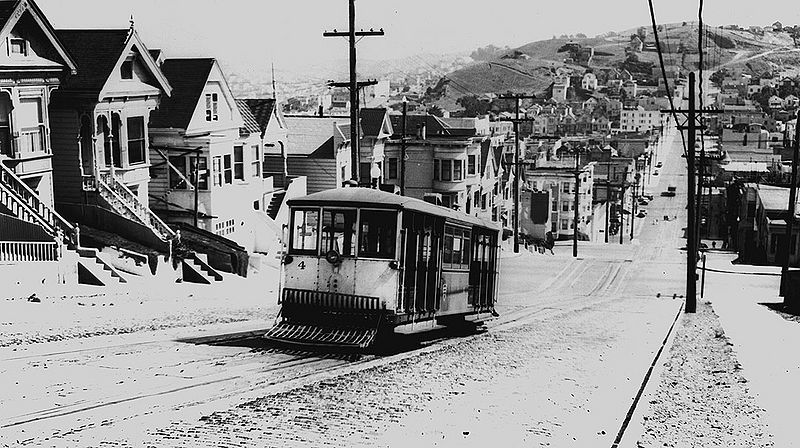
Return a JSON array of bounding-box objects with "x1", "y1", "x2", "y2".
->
[
  {"x1": 0, "y1": 162, "x2": 76, "y2": 245},
  {"x1": 97, "y1": 172, "x2": 175, "y2": 242}
]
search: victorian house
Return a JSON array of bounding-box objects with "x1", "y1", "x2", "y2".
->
[
  {"x1": 0, "y1": 0, "x2": 79, "y2": 287},
  {"x1": 49, "y1": 26, "x2": 176, "y2": 252},
  {"x1": 148, "y1": 58, "x2": 273, "y2": 254}
]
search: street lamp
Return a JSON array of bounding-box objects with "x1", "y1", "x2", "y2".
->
[{"x1": 370, "y1": 162, "x2": 381, "y2": 189}]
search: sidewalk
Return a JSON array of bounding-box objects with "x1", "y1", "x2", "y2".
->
[{"x1": 700, "y1": 252, "x2": 797, "y2": 447}]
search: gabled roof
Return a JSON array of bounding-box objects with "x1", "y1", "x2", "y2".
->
[
  {"x1": 243, "y1": 98, "x2": 276, "y2": 136},
  {"x1": 0, "y1": 0, "x2": 77, "y2": 74},
  {"x1": 285, "y1": 116, "x2": 348, "y2": 157},
  {"x1": 235, "y1": 99, "x2": 261, "y2": 136},
  {"x1": 56, "y1": 29, "x2": 170, "y2": 97},
  {"x1": 56, "y1": 29, "x2": 129, "y2": 91},
  {"x1": 360, "y1": 107, "x2": 391, "y2": 138},
  {"x1": 149, "y1": 58, "x2": 215, "y2": 129}
]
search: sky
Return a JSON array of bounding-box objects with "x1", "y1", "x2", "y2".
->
[{"x1": 35, "y1": 0, "x2": 800, "y2": 76}]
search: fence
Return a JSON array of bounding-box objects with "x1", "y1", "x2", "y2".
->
[{"x1": 0, "y1": 241, "x2": 59, "y2": 262}]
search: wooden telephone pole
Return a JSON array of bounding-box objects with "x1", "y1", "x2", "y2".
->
[
  {"x1": 781, "y1": 110, "x2": 800, "y2": 297},
  {"x1": 323, "y1": 0, "x2": 383, "y2": 184},
  {"x1": 662, "y1": 72, "x2": 721, "y2": 313},
  {"x1": 498, "y1": 93, "x2": 536, "y2": 253}
]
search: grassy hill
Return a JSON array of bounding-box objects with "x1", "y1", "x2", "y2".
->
[{"x1": 431, "y1": 22, "x2": 796, "y2": 111}]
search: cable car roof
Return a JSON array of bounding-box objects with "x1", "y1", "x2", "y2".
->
[{"x1": 287, "y1": 187, "x2": 500, "y2": 230}]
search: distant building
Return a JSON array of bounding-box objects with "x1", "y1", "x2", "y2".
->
[
  {"x1": 582, "y1": 72, "x2": 598, "y2": 90},
  {"x1": 553, "y1": 75, "x2": 570, "y2": 103},
  {"x1": 524, "y1": 153, "x2": 595, "y2": 241}
]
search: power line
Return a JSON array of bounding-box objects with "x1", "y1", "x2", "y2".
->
[{"x1": 647, "y1": 0, "x2": 688, "y2": 157}]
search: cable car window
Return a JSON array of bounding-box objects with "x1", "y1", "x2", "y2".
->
[
  {"x1": 359, "y1": 209, "x2": 397, "y2": 259},
  {"x1": 462, "y1": 230, "x2": 471, "y2": 265},
  {"x1": 321, "y1": 209, "x2": 356, "y2": 256},
  {"x1": 290, "y1": 209, "x2": 319, "y2": 254},
  {"x1": 443, "y1": 228, "x2": 454, "y2": 266},
  {"x1": 453, "y1": 228, "x2": 463, "y2": 267}
]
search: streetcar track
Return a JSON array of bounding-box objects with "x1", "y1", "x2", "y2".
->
[{"x1": 2, "y1": 289, "x2": 656, "y2": 439}]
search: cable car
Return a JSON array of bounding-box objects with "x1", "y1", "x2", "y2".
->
[{"x1": 265, "y1": 188, "x2": 501, "y2": 348}]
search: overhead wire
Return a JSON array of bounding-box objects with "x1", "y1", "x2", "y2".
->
[
  {"x1": 647, "y1": 0, "x2": 688, "y2": 156},
  {"x1": 698, "y1": 5, "x2": 706, "y2": 242}
]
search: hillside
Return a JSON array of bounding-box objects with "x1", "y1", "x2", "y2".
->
[{"x1": 431, "y1": 22, "x2": 798, "y2": 111}]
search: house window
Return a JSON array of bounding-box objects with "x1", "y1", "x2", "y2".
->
[
  {"x1": 387, "y1": 157, "x2": 398, "y2": 179},
  {"x1": 433, "y1": 160, "x2": 440, "y2": 181},
  {"x1": 190, "y1": 156, "x2": 208, "y2": 190},
  {"x1": 169, "y1": 156, "x2": 187, "y2": 190},
  {"x1": 562, "y1": 201, "x2": 570, "y2": 212},
  {"x1": 223, "y1": 154, "x2": 232, "y2": 184},
  {"x1": 453, "y1": 159, "x2": 463, "y2": 181},
  {"x1": 441, "y1": 159, "x2": 452, "y2": 181},
  {"x1": 251, "y1": 145, "x2": 260, "y2": 178},
  {"x1": 121, "y1": 60, "x2": 133, "y2": 80},
  {"x1": 127, "y1": 117, "x2": 145, "y2": 164},
  {"x1": 205, "y1": 93, "x2": 219, "y2": 122},
  {"x1": 474, "y1": 191, "x2": 480, "y2": 208},
  {"x1": 552, "y1": 200, "x2": 558, "y2": 212},
  {"x1": 212, "y1": 156, "x2": 222, "y2": 186},
  {"x1": 561, "y1": 219, "x2": 570, "y2": 230},
  {"x1": 468, "y1": 154, "x2": 476, "y2": 175},
  {"x1": 9, "y1": 38, "x2": 26, "y2": 56},
  {"x1": 563, "y1": 182, "x2": 571, "y2": 193},
  {"x1": 233, "y1": 146, "x2": 244, "y2": 180}
]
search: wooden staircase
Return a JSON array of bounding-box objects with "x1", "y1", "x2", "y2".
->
[
  {"x1": 0, "y1": 162, "x2": 75, "y2": 246},
  {"x1": 97, "y1": 172, "x2": 175, "y2": 243},
  {"x1": 75, "y1": 247, "x2": 127, "y2": 286},
  {"x1": 181, "y1": 253, "x2": 223, "y2": 284},
  {"x1": 266, "y1": 191, "x2": 286, "y2": 220}
]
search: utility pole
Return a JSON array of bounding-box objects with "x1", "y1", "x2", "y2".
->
[
  {"x1": 573, "y1": 146, "x2": 581, "y2": 257},
  {"x1": 660, "y1": 73, "x2": 721, "y2": 313},
  {"x1": 686, "y1": 73, "x2": 698, "y2": 313},
  {"x1": 400, "y1": 98, "x2": 407, "y2": 196},
  {"x1": 323, "y1": 0, "x2": 383, "y2": 185},
  {"x1": 498, "y1": 93, "x2": 537, "y2": 253},
  {"x1": 630, "y1": 173, "x2": 640, "y2": 240},
  {"x1": 620, "y1": 166, "x2": 627, "y2": 245},
  {"x1": 781, "y1": 110, "x2": 800, "y2": 297}
]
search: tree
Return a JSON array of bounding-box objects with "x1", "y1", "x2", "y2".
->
[
  {"x1": 456, "y1": 95, "x2": 492, "y2": 117},
  {"x1": 575, "y1": 33, "x2": 587, "y2": 39},
  {"x1": 709, "y1": 68, "x2": 730, "y2": 86}
]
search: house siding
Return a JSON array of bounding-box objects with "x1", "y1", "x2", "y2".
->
[{"x1": 287, "y1": 157, "x2": 337, "y2": 194}]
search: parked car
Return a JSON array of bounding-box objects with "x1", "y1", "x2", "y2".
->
[
  {"x1": 656, "y1": 161, "x2": 663, "y2": 168},
  {"x1": 653, "y1": 171, "x2": 659, "y2": 176},
  {"x1": 638, "y1": 198, "x2": 649, "y2": 206},
  {"x1": 637, "y1": 210, "x2": 647, "y2": 218}
]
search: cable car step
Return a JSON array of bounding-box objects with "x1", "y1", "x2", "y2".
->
[{"x1": 264, "y1": 322, "x2": 379, "y2": 348}]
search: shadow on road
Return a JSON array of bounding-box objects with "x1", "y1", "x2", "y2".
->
[{"x1": 174, "y1": 324, "x2": 487, "y2": 359}]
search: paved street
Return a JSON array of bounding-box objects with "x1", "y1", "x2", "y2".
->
[{"x1": 0, "y1": 122, "x2": 747, "y2": 447}]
